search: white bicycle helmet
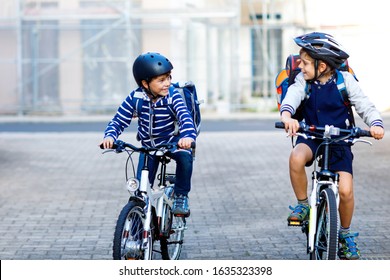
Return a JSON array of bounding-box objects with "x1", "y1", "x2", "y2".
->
[{"x1": 294, "y1": 32, "x2": 349, "y2": 69}]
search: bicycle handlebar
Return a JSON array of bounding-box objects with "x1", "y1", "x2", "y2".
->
[
  {"x1": 100, "y1": 140, "x2": 196, "y2": 153},
  {"x1": 275, "y1": 121, "x2": 372, "y2": 138}
]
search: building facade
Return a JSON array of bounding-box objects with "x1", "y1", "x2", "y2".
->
[{"x1": 0, "y1": 0, "x2": 388, "y2": 115}]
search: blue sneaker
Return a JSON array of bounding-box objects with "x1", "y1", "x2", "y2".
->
[
  {"x1": 172, "y1": 194, "x2": 190, "y2": 217},
  {"x1": 338, "y1": 232, "x2": 361, "y2": 260},
  {"x1": 287, "y1": 204, "x2": 309, "y2": 225}
]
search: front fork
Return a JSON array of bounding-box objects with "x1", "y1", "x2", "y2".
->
[
  {"x1": 141, "y1": 196, "x2": 152, "y2": 260},
  {"x1": 137, "y1": 169, "x2": 153, "y2": 259},
  {"x1": 306, "y1": 178, "x2": 339, "y2": 254},
  {"x1": 307, "y1": 185, "x2": 318, "y2": 253}
]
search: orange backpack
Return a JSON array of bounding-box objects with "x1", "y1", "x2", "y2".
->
[{"x1": 274, "y1": 54, "x2": 357, "y2": 124}]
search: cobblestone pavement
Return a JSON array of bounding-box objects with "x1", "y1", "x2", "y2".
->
[{"x1": 0, "y1": 118, "x2": 389, "y2": 260}]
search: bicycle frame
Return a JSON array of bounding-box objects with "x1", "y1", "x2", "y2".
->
[
  {"x1": 133, "y1": 148, "x2": 175, "y2": 259},
  {"x1": 105, "y1": 140, "x2": 189, "y2": 260},
  {"x1": 305, "y1": 125, "x2": 340, "y2": 254}
]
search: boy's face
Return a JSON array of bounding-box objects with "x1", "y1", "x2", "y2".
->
[
  {"x1": 298, "y1": 51, "x2": 316, "y2": 81},
  {"x1": 143, "y1": 72, "x2": 172, "y2": 97}
]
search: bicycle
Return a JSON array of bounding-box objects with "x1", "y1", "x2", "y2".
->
[
  {"x1": 275, "y1": 121, "x2": 372, "y2": 260},
  {"x1": 101, "y1": 140, "x2": 194, "y2": 260}
]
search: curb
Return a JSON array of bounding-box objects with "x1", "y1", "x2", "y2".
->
[{"x1": 0, "y1": 112, "x2": 281, "y2": 123}]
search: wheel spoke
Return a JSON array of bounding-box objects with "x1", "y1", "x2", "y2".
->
[{"x1": 113, "y1": 201, "x2": 154, "y2": 260}]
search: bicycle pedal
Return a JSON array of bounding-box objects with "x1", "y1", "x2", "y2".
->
[
  {"x1": 174, "y1": 213, "x2": 190, "y2": 218},
  {"x1": 174, "y1": 210, "x2": 190, "y2": 218},
  {"x1": 288, "y1": 220, "x2": 303, "y2": 227}
]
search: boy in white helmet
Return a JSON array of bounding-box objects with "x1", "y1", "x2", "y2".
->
[{"x1": 280, "y1": 32, "x2": 384, "y2": 259}]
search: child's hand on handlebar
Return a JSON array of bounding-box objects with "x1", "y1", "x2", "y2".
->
[
  {"x1": 281, "y1": 113, "x2": 300, "y2": 136},
  {"x1": 370, "y1": 126, "x2": 385, "y2": 140},
  {"x1": 178, "y1": 137, "x2": 195, "y2": 149},
  {"x1": 100, "y1": 137, "x2": 114, "y2": 149}
]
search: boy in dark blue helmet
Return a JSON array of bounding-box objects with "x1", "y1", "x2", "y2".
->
[
  {"x1": 280, "y1": 32, "x2": 385, "y2": 259},
  {"x1": 100, "y1": 52, "x2": 196, "y2": 217}
]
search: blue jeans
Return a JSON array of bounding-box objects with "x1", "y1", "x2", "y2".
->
[{"x1": 136, "y1": 149, "x2": 193, "y2": 196}]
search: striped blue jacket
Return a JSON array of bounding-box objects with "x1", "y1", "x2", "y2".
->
[{"x1": 104, "y1": 87, "x2": 197, "y2": 147}]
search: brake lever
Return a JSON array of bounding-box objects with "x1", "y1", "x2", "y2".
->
[
  {"x1": 101, "y1": 149, "x2": 115, "y2": 154},
  {"x1": 285, "y1": 132, "x2": 309, "y2": 139},
  {"x1": 345, "y1": 138, "x2": 373, "y2": 146},
  {"x1": 296, "y1": 133, "x2": 318, "y2": 140},
  {"x1": 295, "y1": 132, "x2": 309, "y2": 139}
]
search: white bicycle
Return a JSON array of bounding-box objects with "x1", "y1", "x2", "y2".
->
[
  {"x1": 101, "y1": 140, "x2": 193, "y2": 260},
  {"x1": 276, "y1": 122, "x2": 372, "y2": 260}
]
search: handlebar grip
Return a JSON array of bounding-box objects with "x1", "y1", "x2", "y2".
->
[
  {"x1": 275, "y1": 122, "x2": 285, "y2": 129},
  {"x1": 100, "y1": 140, "x2": 121, "y2": 150},
  {"x1": 357, "y1": 128, "x2": 372, "y2": 137},
  {"x1": 275, "y1": 121, "x2": 308, "y2": 133}
]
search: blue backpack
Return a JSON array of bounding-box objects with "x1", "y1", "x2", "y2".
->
[
  {"x1": 275, "y1": 54, "x2": 357, "y2": 126},
  {"x1": 133, "y1": 81, "x2": 202, "y2": 137}
]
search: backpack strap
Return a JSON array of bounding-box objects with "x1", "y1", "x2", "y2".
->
[
  {"x1": 336, "y1": 70, "x2": 350, "y2": 106},
  {"x1": 168, "y1": 86, "x2": 180, "y2": 135},
  {"x1": 132, "y1": 91, "x2": 145, "y2": 141},
  {"x1": 335, "y1": 70, "x2": 355, "y2": 127},
  {"x1": 132, "y1": 90, "x2": 144, "y2": 117},
  {"x1": 304, "y1": 82, "x2": 311, "y2": 99},
  {"x1": 167, "y1": 86, "x2": 177, "y2": 118}
]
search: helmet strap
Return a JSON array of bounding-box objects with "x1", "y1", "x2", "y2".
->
[
  {"x1": 144, "y1": 82, "x2": 159, "y2": 100},
  {"x1": 316, "y1": 61, "x2": 334, "y2": 82},
  {"x1": 312, "y1": 59, "x2": 332, "y2": 82},
  {"x1": 307, "y1": 59, "x2": 319, "y2": 83},
  {"x1": 141, "y1": 79, "x2": 159, "y2": 100}
]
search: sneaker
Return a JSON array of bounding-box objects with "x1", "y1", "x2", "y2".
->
[
  {"x1": 287, "y1": 204, "x2": 309, "y2": 224},
  {"x1": 172, "y1": 194, "x2": 190, "y2": 217},
  {"x1": 338, "y1": 232, "x2": 361, "y2": 260}
]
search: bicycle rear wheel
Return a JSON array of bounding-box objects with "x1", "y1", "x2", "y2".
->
[
  {"x1": 310, "y1": 188, "x2": 339, "y2": 260},
  {"x1": 159, "y1": 193, "x2": 185, "y2": 260},
  {"x1": 112, "y1": 200, "x2": 154, "y2": 260}
]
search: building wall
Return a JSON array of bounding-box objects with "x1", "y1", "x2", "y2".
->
[
  {"x1": 0, "y1": 0, "x2": 389, "y2": 115},
  {"x1": 0, "y1": 28, "x2": 18, "y2": 114}
]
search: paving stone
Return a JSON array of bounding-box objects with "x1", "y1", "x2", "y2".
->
[{"x1": 0, "y1": 121, "x2": 389, "y2": 260}]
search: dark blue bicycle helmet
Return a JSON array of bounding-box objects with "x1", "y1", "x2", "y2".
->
[
  {"x1": 133, "y1": 52, "x2": 173, "y2": 87},
  {"x1": 294, "y1": 32, "x2": 349, "y2": 69}
]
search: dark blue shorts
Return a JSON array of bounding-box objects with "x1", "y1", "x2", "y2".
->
[{"x1": 296, "y1": 137, "x2": 354, "y2": 175}]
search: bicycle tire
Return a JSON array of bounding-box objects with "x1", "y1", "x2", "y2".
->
[
  {"x1": 310, "y1": 188, "x2": 339, "y2": 260},
  {"x1": 160, "y1": 197, "x2": 185, "y2": 260},
  {"x1": 112, "y1": 200, "x2": 154, "y2": 260}
]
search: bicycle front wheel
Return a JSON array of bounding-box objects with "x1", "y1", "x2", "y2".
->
[
  {"x1": 310, "y1": 188, "x2": 339, "y2": 260},
  {"x1": 160, "y1": 202, "x2": 185, "y2": 260},
  {"x1": 112, "y1": 200, "x2": 154, "y2": 260}
]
